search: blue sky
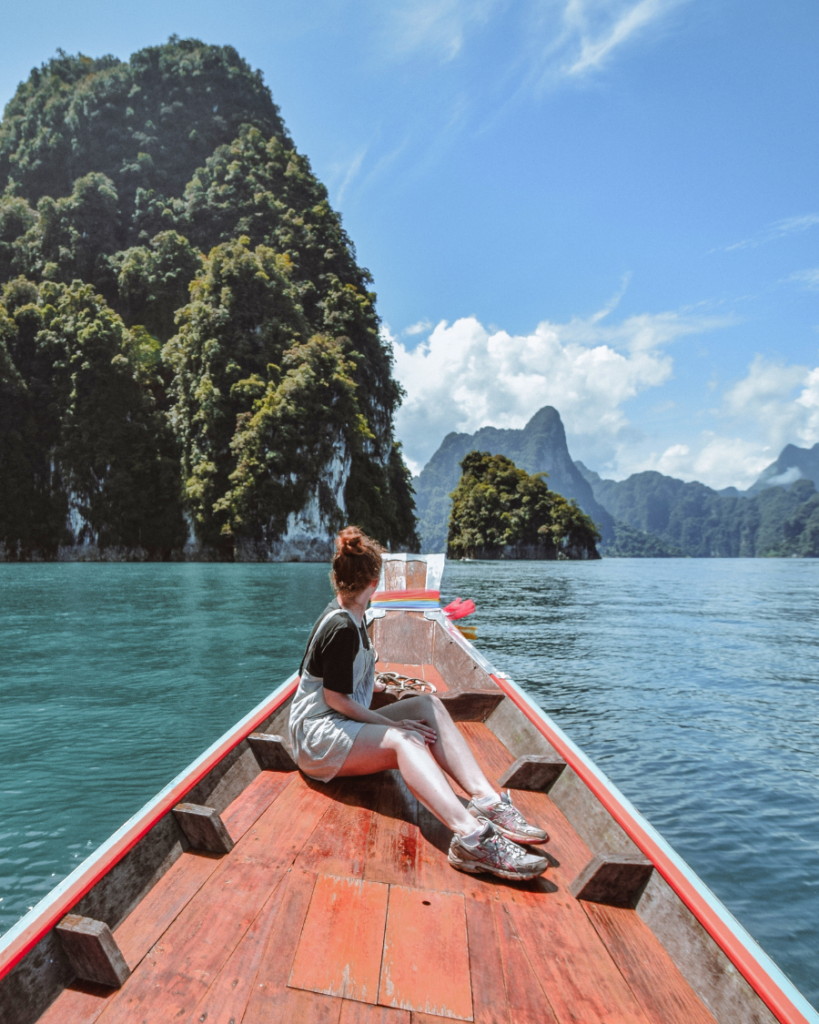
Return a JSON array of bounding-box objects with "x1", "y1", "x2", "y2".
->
[{"x1": 2, "y1": 1, "x2": 818, "y2": 486}]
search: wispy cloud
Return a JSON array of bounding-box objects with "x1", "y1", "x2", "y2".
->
[
  {"x1": 787, "y1": 267, "x2": 819, "y2": 291},
  {"x1": 384, "y1": 0, "x2": 504, "y2": 62},
  {"x1": 720, "y1": 213, "x2": 819, "y2": 253},
  {"x1": 404, "y1": 319, "x2": 433, "y2": 335},
  {"x1": 333, "y1": 146, "x2": 368, "y2": 205},
  {"x1": 561, "y1": 0, "x2": 680, "y2": 76}
]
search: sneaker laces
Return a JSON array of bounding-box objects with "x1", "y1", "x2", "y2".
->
[{"x1": 476, "y1": 820, "x2": 530, "y2": 862}]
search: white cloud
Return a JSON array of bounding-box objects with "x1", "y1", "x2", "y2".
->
[
  {"x1": 562, "y1": 0, "x2": 679, "y2": 76},
  {"x1": 384, "y1": 0, "x2": 503, "y2": 62},
  {"x1": 722, "y1": 213, "x2": 819, "y2": 253},
  {"x1": 788, "y1": 268, "x2": 819, "y2": 290},
  {"x1": 389, "y1": 302, "x2": 725, "y2": 473},
  {"x1": 627, "y1": 357, "x2": 819, "y2": 489},
  {"x1": 638, "y1": 436, "x2": 773, "y2": 490},
  {"x1": 404, "y1": 319, "x2": 433, "y2": 335}
]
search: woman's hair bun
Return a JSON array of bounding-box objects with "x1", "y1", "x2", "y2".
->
[
  {"x1": 331, "y1": 526, "x2": 383, "y2": 595},
  {"x1": 336, "y1": 526, "x2": 365, "y2": 556}
]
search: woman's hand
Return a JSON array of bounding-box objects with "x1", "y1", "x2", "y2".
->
[
  {"x1": 395, "y1": 718, "x2": 437, "y2": 745},
  {"x1": 373, "y1": 679, "x2": 387, "y2": 692}
]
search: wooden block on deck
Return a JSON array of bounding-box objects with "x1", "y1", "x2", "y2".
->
[
  {"x1": 173, "y1": 802, "x2": 234, "y2": 854},
  {"x1": 497, "y1": 753, "x2": 566, "y2": 793},
  {"x1": 570, "y1": 852, "x2": 654, "y2": 908},
  {"x1": 249, "y1": 731, "x2": 298, "y2": 771},
  {"x1": 56, "y1": 914, "x2": 131, "y2": 989},
  {"x1": 440, "y1": 689, "x2": 504, "y2": 722}
]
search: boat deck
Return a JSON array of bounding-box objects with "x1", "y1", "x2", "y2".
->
[{"x1": 40, "y1": 665, "x2": 719, "y2": 1024}]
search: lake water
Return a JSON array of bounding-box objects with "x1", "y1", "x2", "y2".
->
[{"x1": 1, "y1": 559, "x2": 817, "y2": 1008}]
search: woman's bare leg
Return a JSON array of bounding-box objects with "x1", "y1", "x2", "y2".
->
[
  {"x1": 336, "y1": 724, "x2": 478, "y2": 835},
  {"x1": 377, "y1": 695, "x2": 497, "y2": 802}
]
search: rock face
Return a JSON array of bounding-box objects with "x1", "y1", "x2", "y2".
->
[
  {"x1": 746, "y1": 443, "x2": 819, "y2": 494},
  {"x1": 414, "y1": 406, "x2": 614, "y2": 552}
]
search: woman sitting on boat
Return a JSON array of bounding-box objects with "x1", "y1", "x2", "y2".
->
[{"x1": 289, "y1": 526, "x2": 550, "y2": 881}]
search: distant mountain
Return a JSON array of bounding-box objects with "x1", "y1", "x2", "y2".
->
[
  {"x1": 577, "y1": 462, "x2": 819, "y2": 557},
  {"x1": 747, "y1": 443, "x2": 819, "y2": 494},
  {"x1": 413, "y1": 407, "x2": 615, "y2": 553}
]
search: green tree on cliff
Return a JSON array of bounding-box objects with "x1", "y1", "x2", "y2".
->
[
  {"x1": 447, "y1": 451, "x2": 600, "y2": 559},
  {"x1": 0, "y1": 38, "x2": 417, "y2": 558}
]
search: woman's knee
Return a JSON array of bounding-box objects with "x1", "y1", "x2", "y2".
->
[{"x1": 387, "y1": 727, "x2": 427, "y2": 752}]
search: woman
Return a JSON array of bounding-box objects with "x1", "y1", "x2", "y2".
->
[{"x1": 289, "y1": 526, "x2": 550, "y2": 881}]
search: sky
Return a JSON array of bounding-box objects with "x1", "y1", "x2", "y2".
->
[{"x1": 2, "y1": 0, "x2": 818, "y2": 487}]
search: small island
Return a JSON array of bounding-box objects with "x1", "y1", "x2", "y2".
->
[{"x1": 447, "y1": 451, "x2": 601, "y2": 560}]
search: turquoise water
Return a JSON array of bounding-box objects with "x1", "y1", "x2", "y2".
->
[{"x1": 1, "y1": 561, "x2": 817, "y2": 1008}]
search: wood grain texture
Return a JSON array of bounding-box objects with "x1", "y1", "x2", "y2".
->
[
  {"x1": 463, "y1": 893, "x2": 509, "y2": 1024},
  {"x1": 497, "y1": 754, "x2": 566, "y2": 793},
  {"x1": 379, "y1": 885, "x2": 472, "y2": 1021},
  {"x1": 491, "y1": 895, "x2": 559, "y2": 1024},
  {"x1": 296, "y1": 776, "x2": 380, "y2": 878},
  {"x1": 55, "y1": 916, "x2": 129, "y2": 988},
  {"x1": 502, "y1": 889, "x2": 654, "y2": 1024},
  {"x1": 340, "y1": 1001, "x2": 411, "y2": 1024},
  {"x1": 570, "y1": 853, "x2": 654, "y2": 908},
  {"x1": 171, "y1": 803, "x2": 234, "y2": 854},
  {"x1": 384, "y1": 562, "x2": 406, "y2": 591},
  {"x1": 406, "y1": 560, "x2": 428, "y2": 589},
  {"x1": 220, "y1": 766, "x2": 294, "y2": 841},
  {"x1": 365, "y1": 772, "x2": 419, "y2": 887},
  {"x1": 181, "y1": 871, "x2": 289, "y2": 1024},
  {"x1": 290, "y1": 875, "x2": 389, "y2": 1002},
  {"x1": 242, "y1": 869, "x2": 342, "y2": 1024},
  {"x1": 440, "y1": 691, "x2": 504, "y2": 723},
  {"x1": 584, "y1": 902, "x2": 720, "y2": 1024},
  {"x1": 37, "y1": 980, "x2": 114, "y2": 1024},
  {"x1": 247, "y1": 731, "x2": 298, "y2": 771},
  {"x1": 93, "y1": 777, "x2": 331, "y2": 1023},
  {"x1": 113, "y1": 849, "x2": 221, "y2": 969}
]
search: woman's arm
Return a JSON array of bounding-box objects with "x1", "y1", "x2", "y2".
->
[{"x1": 323, "y1": 689, "x2": 437, "y2": 744}]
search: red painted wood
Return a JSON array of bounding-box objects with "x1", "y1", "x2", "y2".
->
[
  {"x1": 182, "y1": 870, "x2": 289, "y2": 1024},
  {"x1": 114, "y1": 850, "x2": 222, "y2": 970},
  {"x1": 38, "y1": 980, "x2": 113, "y2": 1024},
  {"x1": 365, "y1": 773, "x2": 419, "y2": 887},
  {"x1": 491, "y1": 894, "x2": 559, "y2": 1024},
  {"x1": 420, "y1": 664, "x2": 448, "y2": 693},
  {"x1": 583, "y1": 902, "x2": 720, "y2": 1024},
  {"x1": 242, "y1": 869, "x2": 342, "y2": 1024},
  {"x1": 340, "y1": 1001, "x2": 411, "y2": 1024},
  {"x1": 0, "y1": 675, "x2": 299, "y2": 983},
  {"x1": 464, "y1": 892, "x2": 509, "y2": 1024},
  {"x1": 502, "y1": 889, "x2": 653, "y2": 1024},
  {"x1": 221, "y1": 767, "x2": 294, "y2": 841},
  {"x1": 289, "y1": 874, "x2": 389, "y2": 1002},
  {"x1": 488, "y1": 671, "x2": 812, "y2": 1024},
  {"x1": 94, "y1": 778, "x2": 330, "y2": 1023},
  {"x1": 296, "y1": 776, "x2": 379, "y2": 878},
  {"x1": 379, "y1": 885, "x2": 472, "y2": 1021}
]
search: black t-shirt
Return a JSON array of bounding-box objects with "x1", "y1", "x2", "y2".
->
[{"x1": 299, "y1": 599, "x2": 372, "y2": 694}]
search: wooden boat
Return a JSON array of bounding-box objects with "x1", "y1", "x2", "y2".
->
[{"x1": 0, "y1": 553, "x2": 815, "y2": 1024}]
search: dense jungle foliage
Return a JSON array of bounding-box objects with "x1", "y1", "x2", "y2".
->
[
  {"x1": 585, "y1": 470, "x2": 819, "y2": 557},
  {"x1": 0, "y1": 38, "x2": 417, "y2": 558},
  {"x1": 447, "y1": 452, "x2": 600, "y2": 560}
]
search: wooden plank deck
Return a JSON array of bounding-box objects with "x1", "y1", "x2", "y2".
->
[{"x1": 40, "y1": 667, "x2": 719, "y2": 1024}]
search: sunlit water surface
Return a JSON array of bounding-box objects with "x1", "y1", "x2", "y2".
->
[{"x1": 0, "y1": 560, "x2": 817, "y2": 1007}]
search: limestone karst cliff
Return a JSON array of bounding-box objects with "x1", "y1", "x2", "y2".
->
[{"x1": 0, "y1": 39, "x2": 417, "y2": 560}]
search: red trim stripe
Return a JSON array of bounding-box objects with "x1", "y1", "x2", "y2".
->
[
  {"x1": 0, "y1": 675, "x2": 299, "y2": 983},
  {"x1": 372, "y1": 589, "x2": 440, "y2": 603},
  {"x1": 490, "y1": 672, "x2": 812, "y2": 1024}
]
